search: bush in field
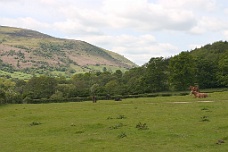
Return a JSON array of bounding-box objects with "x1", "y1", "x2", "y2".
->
[
  {"x1": 136, "y1": 122, "x2": 149, "y2": 130},
  {"x1": 30, "y1": 122, "x2": 41, "y2": 126},
  {"x1": 118, "y1": 132, "x2": 127, "y2": 138},
  {"x1": 109, "y1": 123, "x2": 124, "y2": 130},
  {"x1": 201, "y1": 116, "x2": 210, "y2": 122},
  {"x1": 116, "y1": 115, "x2": 126, "y2": 119}
]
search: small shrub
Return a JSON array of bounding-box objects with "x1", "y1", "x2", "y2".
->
[
  {"x1": 201, "y1": 116, "x2": 210, "y2": 122},
  {"x1": 118, "y1": 132, "x2": 127, "y2": 138},
  {"x1": 71, "y1": 123, "x2": 76, "y2": 126},
  {"x1": 136, "y1": 122, "x2": 149, "y2": 130},
  {"x1": 114, "y1": 97, "x2": 122, "y2": 101},
  {"x1": 116, "y1": 115, "x2": 126, "y2": 119},
  {"x1": 109, "y1": 123, "x2": 124, "y2": 130},
  {"x1": 201, "y1": 107, "x2": 212, "y2": 112},
  {"x1": 201, "y1": 107, "x2": 209, "y2": 110},
  {"x1": 216, "y1": 139, "x2": 225, "y2": 145},
  {"x1": 30, "y1": 121, "x2": 41, "y2": 126},
  {"x1": 75, "y1": 131, "x2": 84, "y2": 134}
]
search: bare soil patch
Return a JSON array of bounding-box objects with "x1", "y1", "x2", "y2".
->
[
  {"x1": 197, "y1": 101, "x2": 214, "y2": 103},
  {"x1": 171, "y1": 102, "x2": 191, "y2": 104}
]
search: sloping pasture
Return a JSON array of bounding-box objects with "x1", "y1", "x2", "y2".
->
[{"x1": 0, "y1": 91, "x2": 228, "y2": 152}]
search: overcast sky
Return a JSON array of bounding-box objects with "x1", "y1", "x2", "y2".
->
[{"x1": 1, "y1": 0, "x2": 228, "y2": 65}]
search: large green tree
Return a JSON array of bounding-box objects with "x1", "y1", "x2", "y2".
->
[
  {"x1": 24, "y1": 76, "x2": 57, "y2": 99},
  {"x1": 71, "y1": 73, "x2": 91, "y2": 97},
  {"x1": 195, "y1": 58, "x2": 219, "y2": 88},
  {"x1": 0, "y1": 77, "x2": 18, "y2": 103},
  {"x1": 217, "y1": 55, "x2": 228, "y2": 86},
  {"x1": 142, "y1": 57, "x2": 169, "y2": 93},
  {"x1": 169, "y1": 52, "x2": 196, "y2": 91},
  {"x1": 122, "y1": 67, "x2": 146, "y2": 94}
]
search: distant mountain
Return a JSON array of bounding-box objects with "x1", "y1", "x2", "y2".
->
[{"x1": 0, "y1": 26, "x2": 137, "y2": 78}]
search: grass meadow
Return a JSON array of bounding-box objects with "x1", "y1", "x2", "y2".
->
[{"x1": 0, "y1": 91, "x2": 228, "y2": 152}]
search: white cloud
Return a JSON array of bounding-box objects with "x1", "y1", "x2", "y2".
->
[
  {"x1": 190, "y1": 16, "x2": 228, "y2": 34},
  {"x1": 223, "y1": 31, "x2": 228, "y2": 39},
  {"x1": 0, "y1": 17, "x2": 51, "y2": 31},
  {"x1": 101, "y1": 0, "x2": 196, "y2": 31},
  {"x1": 53, "y1": 19, "x2": 102, "y2": 36},
  {"x1": 158, "y1": 0, "x2": 217, "y2": 11},
  {"x1": 225, "y1": 8, "x2": 228, "y2": 14},
  {"x1": 49, "y1": 0, "x2": 197, "y2": 36},
  {"x1": 72, "y1": 34, "x2": 178, "y2": 65},
  {"x1": 0, "y1": 0, "x2": 227, "y2": 65}
]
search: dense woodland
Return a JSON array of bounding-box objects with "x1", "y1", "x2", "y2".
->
[{"x1": 0, "y1": 41, "x2": 228, "y2": 104}]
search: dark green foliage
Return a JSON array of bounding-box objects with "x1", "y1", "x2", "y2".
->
[
  {"x1": 179, "y1": 92, "x2": 189, "y2": 96},
  {"x1": 25, "y1": 97, "x2": 85, "y2": 104},
  {"x1": 122, "y1": 66, "x2": 146, "y2": 94},
  {"x1": 160, "y1": 93, "x2": 172, "y2": 97},
  {"x1": 142, "y1": 57, "x2": 169, "y2": 92},
  {"x1": 24, "y1": 75, "x2": 57, "y2": 99},
  {"x1": 39, "y1": 42, "x2": 61, "y2": 52},
  {"x1": 195, "y1": 58, "x2": 219, "y2": 88},
  {"x1": 6, "y1": 93, "x2": 23, "y2": 104},
  {"x1": 0, "y1": 60, "x2": 15, "y2": 73},
  {"x1": 0, "y1": 89, "x2": 6, "y2": 104},
  {"x1": 190, "y1": 41, "x2": 228, "y2": 87},
  {"x1": 169, "y1": 52, "x2": 196, "y2": 91},
  {"x1": 191, "y1": 41, "x2": 228, "y2": 62},
  {"x1": 217, "y1": 55, "x2": 228, "y2": 86}
]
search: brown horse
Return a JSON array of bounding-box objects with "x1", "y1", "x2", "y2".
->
[
  {"x1": 189, "y1": 85, "x2": 199, "y2": 92},
  {"x1": 191, "y1": 91, "x2": 207, "y2": 98}
]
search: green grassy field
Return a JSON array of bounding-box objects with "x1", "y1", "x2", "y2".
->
[{"x1": 0, "y1": 91, "x2": 228, "y2": 152}]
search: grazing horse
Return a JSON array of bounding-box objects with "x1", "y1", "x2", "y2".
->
[{"x1": 191, "y1": 91, "x2": 208, "y2": 98}]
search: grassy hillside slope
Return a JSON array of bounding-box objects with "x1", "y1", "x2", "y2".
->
[{"x1": 0, "y1": 26, "x2": 137, "y2": 78}]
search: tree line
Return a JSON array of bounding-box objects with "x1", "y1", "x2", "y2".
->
[{"x1": 0, "y1": 48, "x2": 228, "y2": 104}]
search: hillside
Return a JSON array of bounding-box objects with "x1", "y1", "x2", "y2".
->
[
  {"x1": 0, "y1": 26, "x2": 137, "y2": 78},
  {"x1": 190, "y1": 41, "x2": 228, "y2": 62}
]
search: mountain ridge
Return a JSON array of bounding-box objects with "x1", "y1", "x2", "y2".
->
[{"x1": 0, "y1": 26, "x2": 137, "y2": 78}]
